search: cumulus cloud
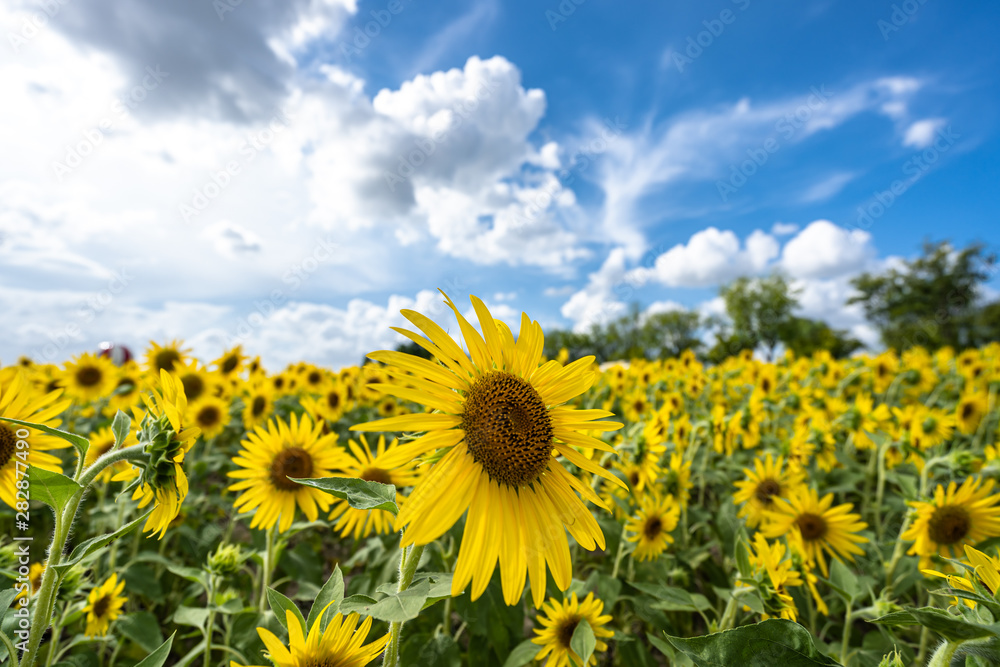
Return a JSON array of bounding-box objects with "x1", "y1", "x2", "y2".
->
[
  {"x1": 903, "y1": 118, "x2": 946, "y2": 148},
  {"x1": 780, "y1": 220, "x2": 874, "y2": 279},
  {"x1": 630, "y1": 227, "x2": 779, "y2": 288},
  {"x1": 771, "y1": 222, "x2": 799, "y2": 236},
  {"x1": 560, "y1": 248, "x2": 630, "y2": 332}
]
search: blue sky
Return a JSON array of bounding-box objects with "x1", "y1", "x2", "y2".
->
[{"x1": 1, "y1": 0, "x2": 997, "y2": 369}]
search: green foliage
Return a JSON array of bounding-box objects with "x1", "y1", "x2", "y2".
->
[
  {"x1": 849, "y1": 240, "x2": 998, "y2": 350},
  {"x1": 778, "y1": 316, "x2": 863, "y2": 359},
  {"x1": 666, "y1": 619, "x2": 842, "y2": 666},
  {"x1": 717, "y1": 275, "x2": 798, "y2": 360},
  {"x1": 291, "y1": 476, "x2": 399, "y2": 514}
]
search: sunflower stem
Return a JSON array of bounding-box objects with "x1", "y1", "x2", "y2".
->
[
  {"x1": 259, "y1": 526, "x2": 277, "y2": 612},
  {"x1": 383, "y1": 543, "x2": 425, "y2": 667},
  {"x1": 925, "y1": 639, "x2": 958, "y2": 667},
  {"x1": 0, "y1": 629, "x2": 18, "y2": 667},
  {"x1": 610, "y1": 525, "x2": 628, "y2": 580},
  {"x1": 20, "y1": 444, "x2": 149, "y2": 667}
]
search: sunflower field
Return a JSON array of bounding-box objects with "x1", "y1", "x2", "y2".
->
[{"x1": 2, "y1": 293, "x2": 1000, "y2": 667}]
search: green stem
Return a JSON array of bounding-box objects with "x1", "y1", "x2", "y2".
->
[
  {"x1": 610, "y1": 525, "x2": 628, "y2": 581},
  {"x1": 874, "y1": 439, "x2": 888, "y2": 544},
  {"x1": 718, "y1": 586, "x2": 752, "y2": 631},
  {"x1": 259, "y1": 526, "x2": 277, "y2": 612},
  {"x1": 204, "y1": 575, "x2": 217, "y2": 667},
  {"x1": 926, "y1": 640, "x2": 958, "y2": 667},
  {"x1": 20, "y1": 445, "x2": 148, "y2": 667},
  {"x1": 840, "y1": 604, "x2": 853, "y2": 665},
  {"x1": 0, "y1": 630, "x2": 19, "y2": 667},
  {"x1": 382, "y1": 543, "x2": 426, "y2": 667}
]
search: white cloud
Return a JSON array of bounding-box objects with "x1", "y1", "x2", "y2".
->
[
  {"x1": 560, "y1": 248, "x2": 630, "y2": 332},
  {"x1": 903, "y1": 118, "x2": 947, "y2": 148},
  {"x1": 630, "y1": 227, "x2": 779, "y2": 288},
  {"x1": 781, "y1": 220, "x2": 874, "y2": 279},
  {"x1": 771, "y1": 222, "x2": 799, "y2": 236},
  {"x1": 799, "y1": 171, "x2": 856, "y2": 203}
]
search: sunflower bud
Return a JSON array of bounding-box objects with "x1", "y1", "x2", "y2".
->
[{"x1": 207, "y1": 543, "x2": 244, "y2": 577}]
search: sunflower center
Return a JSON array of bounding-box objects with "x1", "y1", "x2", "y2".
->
[
  {"x1": 462, "y1": 371, "x2": 553, "y2": 488},
  {"x1": 360, "y1": 467, "x2": 392, "y2": 485},
  {"x1": 754, "y1": 479, "x2": 781, "y2": 505},
  {"x1": 0, "y1": 425, "x2": 17, "y2": 468},
  {"x1": 326, "y1": 392, "x2": 341, "y2": 410},
  {"x1": 556, "y1": 615, "x2": 581, "y2": 649},
  {"x1": 181, "y1": 375, "x2": 205, "y2": 402},
  {"x1": 76, "y1": 366, "x2": 102, "y2": 387},
  {"x1": 307, "y1": 371, "x2": 322, "y2": 386},
  {"x1": 115, "y1": 377, "x2": 136, "y2": 395},
  {"x1": 796, "y1": 512, "x2": 828, "y2": 541},
  {"x1": 928, "y1": 505, "x2": 971, "y2": 545},
  {"x1": 197, "y1": 405, "x2": 221, "y2": 428},
  {"x1": 92, "y1": 595, "x2": 110, "y2": 618},
  {"x1": 154, "y1": 349, "x2": 181, "y2": 372},
  {"x1": 270, "y1": 447, "x2": 314, "y2": 491},
  {"x1": 961, "y1": 402, "x2": 976, "y2": 420},
  {"x1": 643, "y1": 516, "x2": 663, "y2": 540},
  {"x1": 221, "y1": 355, "x2": 239, "y2": 374},
  {"x1": 251, "y1": 396, "x2": 267, "y2": 417},
  {"x1": 628, "y1": 471, "x2": 640, "y2": 487}
]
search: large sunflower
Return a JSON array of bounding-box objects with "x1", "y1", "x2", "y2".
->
[
  {"x1": 144, "y1": 340, "x2": 190, "y2": 374},
  {"x1": 227, "y1": 413, "x2": 346, "y2": 532},
  {"x1": 59, "y1": 353, "x2": 117, "y2": 404},
  {"x1": 532, "y1": 592, "x2": 614, "y2": 667},
  {"x1": 83, "y1": 574, "x2": 127, "y2": 638},
  {"x1": 352, "y1": 293, "x2": 624, "y2": 606},
  {"x1": 734, "y1": 453, "x2": 805, "y2": 528},
  {"x1": 624, "y1": 493, "x2": 680, "y2": 562},
  {"x1": 762, "y1": 486, "x2": 868, "y2": 576},
  {"x1": 232, "y1": 609, "x2": 388, "y2": 667},
  {"x1": 902, "y1": 476, "x2": 1000, "y2": 560},
  {"x1": 0, "y1": 369, "x2": 71, "y2": 508},
  {"x1": 328, "y1": 434, "x2": 421, "y2": 540}
]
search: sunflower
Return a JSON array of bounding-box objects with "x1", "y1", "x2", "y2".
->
[
  {"x1": 59, "y1": 353, "x2": 117, "y2": 404},
  {"x1": 0, "y1": 370, "x2": 71, "y2": 508},
  {"x1": 145, "y1": 340, "x2": 190, "y2": 374},
  {"x1": 189, "y1": 395, "x2": 231, "y2": 440},
  {"x1": 352, "y1": 293, "x2": 625, "y2": 606},
  {"x1": 242, "y1": 383, "x2": 274, "y2": 431},
  {"x1": 83, "y1": 574, "x2": 127, "y2": 638},
  {"x1": 214, "y1": 346, "x2": 245, "y2": 377},
  {"x1": 303, "y1": 384, "x2": 347, "y2": 424},
  {"x1": 748, "y1": 533, "x2": 802, "y2": 621},
  {"x1": 234, "y1": 608, "x2": 388, "y2": 667},
  {"x1": 299, "y1": 363, "x2": 330, "y2": 394},
  {"x1": 734, "y1": 453, "x2": 805, "y2": 528},
  {"x1": 762, "y1": 486, "x2": 868, "y2": 576},
  {"x1": 902, "y1": 477, "x2": 1000, "y2": 560},
  {"x1": 918, "y1": 409, "x2": 957, "y2": 449},
  {"x1": 15, "y1": 562, "x2": 45, "y2": 600},
  {"x1": 956, "y1": 392, "x2": 990, "y2": 435},
  {"x1": 532, "y1": 592, "x2": 614, "y2": 667},
  {"x1": 106, "y1": 361, "x2": 143, "y2": 416},
  {"x1": 662, "y1": 451, "x2": 693, "y2": 509},
  {"x1": 625, "y1": 493, "x2": 680, "y2": 562},
  {"x1": 227, "y1": 413, "x2": 346, "y2": 532},
  {"x1": 85, "y1": 425, "x2": 137, "y2": 483},
  {"x1": 328, "y1": 434, "x2": 421, "y2": 540},
  {"x1": 172, "y1": 360, "x2": 214, "y2": 404}
]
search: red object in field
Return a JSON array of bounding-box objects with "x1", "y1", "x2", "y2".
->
[{"x1": 98, "y1": 342, "x2": 133, "y2": 366}]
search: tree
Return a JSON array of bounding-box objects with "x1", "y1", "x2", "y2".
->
[
  {"x1": 848, "y1": 241, "x2": 997, "y2": 351},
  {"x1": 778, "y1": 316, "x2": 864, "y2": 359},
  {"x1": 719, "y1": 275, "x2": 798, "y2": 360},
  {"x1": 640, "y1": 310, "x2": 703, "y2": 359}
]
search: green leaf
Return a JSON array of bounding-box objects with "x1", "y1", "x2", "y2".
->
[
  {"x1": 871, "y1": 607, "x2": 1000, "y2": 642},
  {"x1": 173, "y1": 606, "x2": 210, "y2": 630},
  {"x1": 133, "y1": 632, "x2": 175, "y2": 667},
  {"x1": 307, "y1": 564, "x2": 345, "y2": 632},
  {"x1": 666, "y1": 619, "x2": 841, "y2": 666},
  {"x1": 829, "y1": 559, "x2": 860, "y2": 603},
  {"x1": 502, "y1": 639, "x2": 541, "y2": 667},
  {"x1": 53, "y1": 511, "x2": 152, "y2": 576},
  {"x1": 735, "y1": 537, "x2": 753, "y2": 580},
  {"x1": 267, "y1": 587, "x2": 306, "y2": 632},
  {"x1": 647, "y1": 634, "x2": 676, "y2": 658},
  {"x1": 930, "y1": 588, "x2": 1000, "y2": 617},
  {"x1": 629, "y1": 582, "x2": 711, "y2": 612},
  {"x1": 0, "y1": 589, "x2": 17, "y2": 617},
  {"x1": 339, "y1": 580, "x2": 433, "y2": 623},
  {"x1": 0, "y1": 416, "x2": 90, "y2": 459},
  {"x1": 289, "y1": 477, "x2": 398, "y2": 515},
  {"x1": 570, "y1": 618, "x2": 596, "y2": 666},
  {"x1": 28, "y1": 466, "x2": 82, "y2": 513},
  {"x1": 111, "y1": 410, "x2": 132, "y2": 448},
  {"x1": 116, "y1": 612, "x2": 164, "y2": 653}
]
